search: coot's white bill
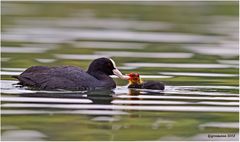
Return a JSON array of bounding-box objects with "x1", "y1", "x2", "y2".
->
[{"x1": 113, "y1": 69, "x2": 129, "y2": 80}]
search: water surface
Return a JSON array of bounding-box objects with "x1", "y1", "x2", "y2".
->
[{"x1": 1, "y1": 2, "x2": 239, "y2": 141}]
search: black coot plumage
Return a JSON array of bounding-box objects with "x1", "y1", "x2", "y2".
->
[
  {"x1": 127, "y1": 72, "x2": 165, "y2": 90},
  {"x1": 13, "y1": 58, "x2": 128, "y2": 90}
]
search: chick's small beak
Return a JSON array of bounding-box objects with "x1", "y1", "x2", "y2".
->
[{"x1": 113, "y1": 69, "x2": 129, "y2": 80}]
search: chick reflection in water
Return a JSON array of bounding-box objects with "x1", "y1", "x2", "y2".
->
[{"x1": 126, "y1": 72, "x2": 165, "y2": 97}]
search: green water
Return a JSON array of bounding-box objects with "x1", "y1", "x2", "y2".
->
[{"x1": 1, "y1": 1, "x2": 239, "y2": 141}]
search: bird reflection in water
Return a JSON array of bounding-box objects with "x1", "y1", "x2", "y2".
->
[{"x1": 19, "y1": 89, "x2": 114, "y2": 105}]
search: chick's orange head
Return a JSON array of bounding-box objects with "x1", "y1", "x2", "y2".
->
[{"x1": 127, "y1": 72, "x2": 142, "y2": 84}]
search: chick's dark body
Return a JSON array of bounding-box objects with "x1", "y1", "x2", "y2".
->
[
  {"x1": 127, "y1": 73, "x2": 165, "y2": 90},
  {"x1": 128, "y1": 81, "x2": 165, "y2": 90}
]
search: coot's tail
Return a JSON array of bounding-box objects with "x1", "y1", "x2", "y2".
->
[
  {"x1": 12, "y1": 75, "x2": 34, "y2": 86},
  {"x1": 12, "y1": 75, "x2": 23, "y2": 85}
]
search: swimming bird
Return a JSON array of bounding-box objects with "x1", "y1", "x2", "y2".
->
[
  {"x1": 13, "y1": 58, "x2": 129, "y2": 90},
  {"x1": 127, "y1": 72, "x2": 165, "y2": 90}
]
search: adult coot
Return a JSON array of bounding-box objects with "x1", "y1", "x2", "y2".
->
[
  {"x1": 127, "y1": 72, "x2": 165, "y2": 90},
  {"x1": 13, "y1": 58, "x2": 129, "y2": 90}
]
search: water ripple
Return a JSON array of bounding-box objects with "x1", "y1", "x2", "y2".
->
[
  {"x1": 3, "y1": 28, "x2": 220, "y2": 43},
  {"x1": 1, "y1": 104, "x2": 238, "y2": 113},
  {"x1": 124, "y1": 62, "x2": 236, "y2": 69},
  {"x1": 116, "y1": 95, "x2": 239, "y2": 101},
  {"x1": 1, "y1": 96, "x2": 92, "y2": 104},
  {"x1": 96, "y1": 51, "x2": 194, "y2": 58},
  {"x1": 159, "y1": 72, "x2": 238, "y2": 77}
]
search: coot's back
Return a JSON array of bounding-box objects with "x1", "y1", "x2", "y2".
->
[{"x1": 14, "y1": 66, "x2": 98, "y2": 90}]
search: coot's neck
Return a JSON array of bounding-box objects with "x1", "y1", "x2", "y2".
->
[
  {"x1": 87, "y1": 70, "x2": 111, "y2": 81},
  {"x1": 87, "y1": 71, "x2": 116, "y2": 89}
]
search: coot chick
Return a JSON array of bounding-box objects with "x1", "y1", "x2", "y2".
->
[
  {"x1": 127, "y1": 72, "x2": 165, "y2": 90},
  {"x1": 13, "y1": 58, "x2": 129, "y2": 90}
]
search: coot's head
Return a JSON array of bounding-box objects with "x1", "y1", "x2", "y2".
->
[
  {"x1": 87, "y1": 57, "x2": 129, "y2": 80},
  {"x1": 127, "y1": 72, "x2": 143, "y2": 85}
]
